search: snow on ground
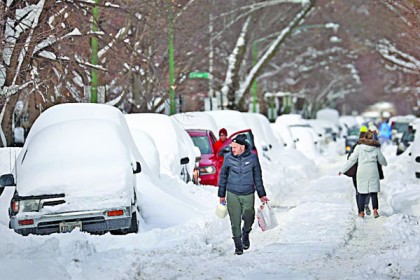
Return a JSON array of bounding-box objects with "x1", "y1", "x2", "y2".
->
[{"x1": 1, "y1": 142, "x2": 420, "y2": 279}]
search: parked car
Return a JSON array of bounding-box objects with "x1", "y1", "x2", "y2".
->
[
  {"x1": 390, "y1": 115, "x2": 416, "y2": 144},
  {"x1": 396, "y1": 124, "x2": 416, "y2": 155},
  {"x1": 344, "y1": 125, "x2": 360, "y2": 153},
  {"x1": 125, "y1": 113, "x2": 198, "y2": 184},
  {"x1": 410, "y1": 128, "x2": 420, "y2": 179},
  {"x1": 186, "y1": 128, "x2": 257, "y2": 186},
  {"x1": 186, "y1": 129, "x2": 219, "y2": 186},
  {"x1": 242, "y1": 113, "x2": 284, "y2": 161},
  {"x1": 271, "y1": 122, "x2": 295, "y2": 149},
  {"x1": 0, "y1": 104, "x2": 143, "y2": 236}
]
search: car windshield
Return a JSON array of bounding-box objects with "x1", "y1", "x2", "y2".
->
[
  {"x1": 191, "y1": 136, "x2": 212, "y2": 154},
  {"x1": 348, "y1": 126, "x2": 359, "y2": 137}
]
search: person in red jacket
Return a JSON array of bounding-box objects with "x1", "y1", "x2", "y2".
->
[{"x1": 214, "y1": 128, "x2": 228, "y2": 152}]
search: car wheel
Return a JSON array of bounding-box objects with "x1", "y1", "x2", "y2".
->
[
  {"x1": 181, "y1": 165, "x2": 191, "y2": 183},
  {"x1": 127, "y1": 211, "x2": 139, "y2": 233}
]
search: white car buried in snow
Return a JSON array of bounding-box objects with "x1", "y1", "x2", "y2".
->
[{"x1": 0, "y1": 104, "x2": 143, "y2": 236}]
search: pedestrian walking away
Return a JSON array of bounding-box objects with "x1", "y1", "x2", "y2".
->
[
  {"x1": 218, "y1": 134, "x2": 269, "y2": 255},
  {"x1": 346, "y1": 125, "x2": 374, "y2": 215},
  {"x1": 339, "y1": 130, "x2": 387, "y2": 218}
]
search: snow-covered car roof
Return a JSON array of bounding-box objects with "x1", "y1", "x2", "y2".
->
[
  {"x1": 316, "y1": 108, "x2": 340, "y2": 124},
  {"x1": 171, "y1": 112, "x2": 219, "y2": 136},
  {"x1": 204, "y1": 110, "x2": 251, "y2": 135},
  {"x1": 275, "y1": 114, "x2": 306, "y2": 127}
]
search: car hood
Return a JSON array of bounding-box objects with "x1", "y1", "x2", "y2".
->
[{"x1": 199, "y1": 153, "x2": 216, "y2": 167}]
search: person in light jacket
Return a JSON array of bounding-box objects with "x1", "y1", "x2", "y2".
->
[
  {"x1": 340, "y1": 130, "x2": 387, "y2": 218},
  {"x1": 347, "y1": 126, "x2": 374, "y2": 215}
]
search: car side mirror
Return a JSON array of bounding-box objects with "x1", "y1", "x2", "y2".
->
[
  {"x1": 180, "y1": 157, "x2": 190, "y2": 165},
  {"x1": 0, "y1": 174, "x2": 15, "y2": 196},
  {"x1": 218, "y1": 147, "x2": 230, "y2": 156},
  {"x1": 0, "y1": 174, "x2": 15, "y2": 187},
  {"x1": 133, "y1": 162, "x2": 141, "y2": 174}
]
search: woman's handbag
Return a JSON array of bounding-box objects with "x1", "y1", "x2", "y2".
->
[
  {"x1": 378, "y1": 163, "x2": 384, "y2": 180},
  {"x1": 215, "y1": 201, "x2": 228, "y2": 219},
  {"x1": 344, "y1": 162, "x2": 358, "y2": 177},
  {"x1": 344, "y1": 162, "x2": 384, "y2": 180},
  {"x1": 257, "y1": 203, "x2": 278, "y2": 231}
]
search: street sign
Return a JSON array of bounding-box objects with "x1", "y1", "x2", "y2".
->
[{"x1": 189, "y1": 72, "x2": 209, "y2": 79}]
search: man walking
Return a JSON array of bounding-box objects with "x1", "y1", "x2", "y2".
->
[{"x1": 218, "y1": 134, "x2": 269, "y2": 255}]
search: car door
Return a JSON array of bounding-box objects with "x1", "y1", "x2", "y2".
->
[{"x1": 216, "y1": 129, "x2": 258, "y2": 173}]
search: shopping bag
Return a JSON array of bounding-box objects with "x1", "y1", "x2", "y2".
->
[
  {"x1": 256, "y1": 203, "x2": 278, "y2": 231},
  {"x1": 215, "y1": 201, "x2": 228, "y2": 219}
]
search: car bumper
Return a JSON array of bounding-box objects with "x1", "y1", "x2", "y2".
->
[
  {"x1": 10, "y1": 207, "x2": 133, "y2": 235},
  {"x1": 199, "y1": 174, "x2": 218, "y2": 186}
]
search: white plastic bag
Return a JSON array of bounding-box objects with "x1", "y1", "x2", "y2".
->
[
  {"x1": 215, "y1": 201, "x2": 228, "y2": 219},
  {"x1": 257, "y1": 203, "x2": 278, "y2": 231}
]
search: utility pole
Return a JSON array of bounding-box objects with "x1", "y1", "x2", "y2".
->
[
  {"x1": 90, "y1": 0, "x2": 99, "y2": 103},
  {"x1": 168, "y1": 0, "x2": 176, "y2": 115},
  {"x1": 208, "y1": 6, "x2": 214, "y2": 110}
]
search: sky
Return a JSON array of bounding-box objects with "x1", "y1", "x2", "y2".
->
[{"x1": 1, "y1": 109, "x2": 420, "y2": 279}]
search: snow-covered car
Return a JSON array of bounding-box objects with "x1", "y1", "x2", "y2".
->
[
  {"x1": 125, "y1": 113, "x2": 198, "y2": 183},
  {"x1": 288, "y1": 126, "x2": 319, "y2": 159},
  {"x1": 0, "y1": 104, "x2": 143, "y2": 236},
  {"x1": 410, "y1": 128, "x2": 420, "y2": 179},
  {"x1": 271, "y1": 122, "x2": 295, "y2": 149},
  {"x1": 242, "y1": 113, "x2": 283, "y2": 161},
  {"x1": 275, "y1": 114, "x2": 321, "y2": 154}
]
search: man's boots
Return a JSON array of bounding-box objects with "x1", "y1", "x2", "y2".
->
[
  {"x1": 233, "y1": 237, "x2": 243, "y2": 255},
  {"x1": 242, "y1": 229, "x2": 251, "y2": 250}
]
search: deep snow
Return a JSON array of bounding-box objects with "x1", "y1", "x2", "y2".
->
[{"x1": 0, "y1": 142, "x2": 419, "y2": 279}]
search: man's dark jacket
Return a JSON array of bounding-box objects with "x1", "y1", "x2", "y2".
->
[{"x1": 218, "y1": 146, "x2": 266, "y2": 198}]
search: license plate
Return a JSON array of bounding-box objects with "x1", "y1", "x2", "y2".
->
[{"x1": 59, "y1": 221, "x2": 82, "y2": 233}]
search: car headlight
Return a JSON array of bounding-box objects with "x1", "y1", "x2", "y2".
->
[
  {"x1": 398, "y1": 143, "x2": 406, "y2": 151},
  {"x1": 199, "y1": 165, "x2": 216, "y2": 175},
  {"x1": 20, "y1": 199, "x2": 40, "y2": 212}
]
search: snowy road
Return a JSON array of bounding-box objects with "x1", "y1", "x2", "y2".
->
[{"x1": 1, "y1": 146, "x2": 420, "y2": 279}]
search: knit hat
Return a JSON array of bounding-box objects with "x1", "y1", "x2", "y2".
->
[
  {"x1": 232, "y1": 134, "x2": 248, "y2": 146},
  {"x1": 219, "y1": 128, "x2": 227, "y2": 136},
  {"x1": 360, "y1": 125, "x2": 368, "y2": 133}
]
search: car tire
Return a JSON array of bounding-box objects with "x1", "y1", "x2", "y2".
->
[{"x1": 127, "y1": 211, "x2": 139, "y2": 233}]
